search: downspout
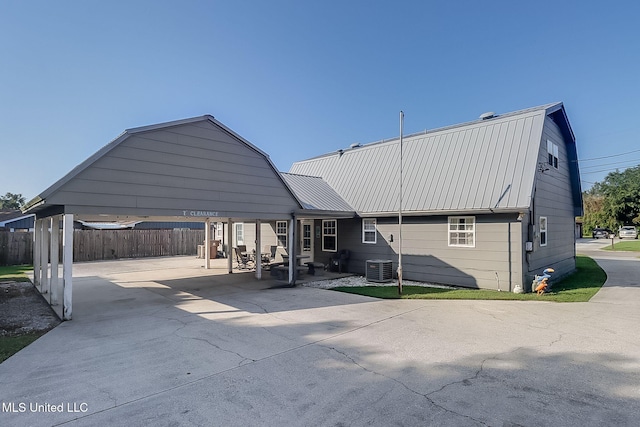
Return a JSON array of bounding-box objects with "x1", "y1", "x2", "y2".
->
[{"x1": 527, "y1": 184, "x2": 536, "y2": 270}]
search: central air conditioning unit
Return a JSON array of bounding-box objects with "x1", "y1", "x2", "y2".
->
[{"x1": 366, "y1": 259, "x2": 393, "y2": 283}]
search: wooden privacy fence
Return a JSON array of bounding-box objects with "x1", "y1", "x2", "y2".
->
[
  {"x1": 0, "y1": 231, "x2": 33, "y2": 266},
  {"x1": 0, "y1": 229, "x2": 205, "y2": 266}
]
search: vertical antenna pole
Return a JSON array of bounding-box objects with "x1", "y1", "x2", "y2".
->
[{"x1": 398, "y1": 111, "x2": 404, "y2": 295}]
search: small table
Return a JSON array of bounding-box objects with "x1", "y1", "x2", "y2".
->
[
  {"x1": 305, "y1": 262, "x2": 325, "y2": 276},
  {"x1": 282, "y1": 255, "x2": 310, "y2": 265}
]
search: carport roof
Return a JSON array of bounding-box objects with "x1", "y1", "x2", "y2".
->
[
  {"x1": 281, "y1": 173, "x2": 356, "y2": 219},
  {"x1": 24, "y1": 115, "x2": 304, "y2": 222}
]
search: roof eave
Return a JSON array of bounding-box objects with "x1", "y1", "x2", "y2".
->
[
  {"x1": 358, "y1": 208, "x2": 528, "y2": 217},
  {"x1": 294, "y1": 209, "x2": 357, "y2": 219}
]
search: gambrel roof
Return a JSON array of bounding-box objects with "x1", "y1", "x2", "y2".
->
[{"x1": 290, "y1": 102, "x2": 581, "y2": 215}]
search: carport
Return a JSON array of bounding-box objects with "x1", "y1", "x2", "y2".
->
[{"x1": 23, "y1": 115, "x2": 305, "y2": 320}]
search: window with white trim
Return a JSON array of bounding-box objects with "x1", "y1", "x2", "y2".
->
[
  {"x1": 547, "y1": 140, "x2": 558, "y2": 169},
  {"x1": 276, "y1": 221, "x2": 287, "y2": 248},
  {"x1": 540, "y1": 216, "x2": 547, "y2": 247},
  {"x1": 235, "y1": 223, "x2": 244, "y2": 246},
  {"x1": 322, "y1": 220, "x2": 337, "y2": 252},
  {"x1": 302, "y1": 223, "x2": 311, "y2": 252},
  {"x1": 448, "y1": 216, "x2": 475, "y2": 247},
  {"x1": 362, "y1": 218, "x2": 377, "y2": 244}
]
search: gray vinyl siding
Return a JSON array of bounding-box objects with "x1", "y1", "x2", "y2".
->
[
  {"x1": 336, "y1": 214, "x2": 524, "y2": 290},
  {"x1": 42, "y1": 119, "x2": 300, "y2": 220},
  {"x1": 525, "y1": 117, "x2": 577, "y2": 283}
]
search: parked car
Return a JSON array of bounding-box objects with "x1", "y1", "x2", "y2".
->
[
  {"x1": 592, "y1": 228, "x2": 614, "y2": 239},
  {"x1": 618, "y1": 226, "x2": 638, "y2": 239}
]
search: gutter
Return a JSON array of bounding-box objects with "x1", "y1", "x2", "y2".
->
[{"x1": 357, "y1": 208, "x2": 528, "y2": 218}]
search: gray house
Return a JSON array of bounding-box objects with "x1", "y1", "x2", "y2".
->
[
  {"x1": 289, "y1": 102, "x2": 582, "y2": 291},
  {"x1": 23, "y1": 103, "x2": 582, "y2": 320}
]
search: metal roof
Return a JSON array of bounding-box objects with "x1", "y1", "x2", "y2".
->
[
  {"x1": 290, "y1": 103, "x2": 569, "y2": 214},
  {"x1": 280, "y1": 173, "x2": 354, "y2": 212}
]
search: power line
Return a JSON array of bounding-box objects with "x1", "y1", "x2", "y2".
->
[
  {"x1": 580, "y1": 158, "x2": 640, "y2": 170},
  {"x1": 578, "y1": 148, "x2": 640, "y2": 162},
  {"x1": 581, "y1": 166, "x2": 638, "y2": 175}
]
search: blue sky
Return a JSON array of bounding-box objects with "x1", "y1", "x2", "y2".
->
[{"x1": 1, "y1": 1, "x2": 639, "y2": 201}]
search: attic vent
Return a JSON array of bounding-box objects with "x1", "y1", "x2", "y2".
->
[
  {"x1": 366, "y1": 260, "x2": 393, "y2": 283},
  {"x1": 350, "y1": 143, "x2": 361, "y2": 149},
  {"x1": 479, "y1": 111, "x2": 496, "y2": 120}
]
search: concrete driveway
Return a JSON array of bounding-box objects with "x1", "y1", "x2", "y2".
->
[{"x1": 1, "y1": 253, "x2": 639, "y2": 426}]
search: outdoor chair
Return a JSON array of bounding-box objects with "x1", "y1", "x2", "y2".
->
[
  {"x1": 234, "y1": 247, "x2": 254, "y2": 270},
  {"x1": 330, "y1": 249, "x2": 350, "y2": 273},
  {"x1": 274, "y1": 246, "x2": 289, "y2": 264},
  {"x1": 261, "y1": 245, "x2": 277, "y2": 267}
]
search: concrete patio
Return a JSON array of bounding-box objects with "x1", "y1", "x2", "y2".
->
[{"x1": 1, "y1": 252, "x2": 639, "y2": 426}]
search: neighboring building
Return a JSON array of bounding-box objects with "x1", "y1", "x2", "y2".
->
[
  {"x1": 290, "y1": 102, "x2": 582, "y2": 291},
  {"x1": 0, "y1": 210, "x2": 35, "y2": 231}
]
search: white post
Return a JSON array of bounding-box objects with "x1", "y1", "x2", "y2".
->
[
  {"x1": 33, "y1": 219, "x2": 41, "y2": 289},
  {"x1": 40, "y1": 219, "x2": 50, "y2": 295},
  {"x1": 62, "y1": 213, "x2": 74, "y2": 321},
  {"x1": 204, "y1": 218, "x2": 211, "y2": 270},
  {"x1": 50, "y1": 216, "x2": 60, "y2": 305},
  {"x1": 255, "y1": 220, "x2": 262, "y2": 280},
  {"x1": 397, "y1": 110, "x2": 404, "y2": 295},
  {"x1": 288, "y1": 217, "x2": 295, "y2": 285},
  {"x1": 227, "y1": 218, "x2": 233, "y2": 273}
]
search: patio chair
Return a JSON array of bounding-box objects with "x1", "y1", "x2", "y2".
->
[
  {"x1": 274, "y1": 246, "x2": 288, "y2": 264},
  {"x1": 329, "y1": 249, "x2": 350, "y2": 273},
  {"x1": 234, "y1": 247, "x2": 254, "y2": 270},
  {"x1": 261, "y1": 245, "x2": 277, "y2": 267}
]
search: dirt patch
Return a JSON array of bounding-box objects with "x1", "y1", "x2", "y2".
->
[{"x1": 0, "y1": 281, "x2": 61, "y2": 337}]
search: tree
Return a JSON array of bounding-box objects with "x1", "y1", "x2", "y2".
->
[
  {"x1": 583, "y1": 165, "x2": 640, "y2": 232},
  {"x1": 0, "y1": 192, "x2": 26, "y2": 210},
  {"x1": 581, "y1": 193, "x2": 609, "y2": 233}
]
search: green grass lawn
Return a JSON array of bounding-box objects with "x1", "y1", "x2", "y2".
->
[
  {"x1": 0, "y1": 333, "x2": 44, "y2": 363},
  {"x1": 602, "y1": 239, "x2": 640, "y2": 252},
  {"x1": 1, "y1": 264, "x2": 40, "y2": 363},
  {"x1": 0, "y1": 265, "x2": 32, "y2": 282},
  {"x1": 333, "y1": 256, "x2": 606, "y2": 302}
]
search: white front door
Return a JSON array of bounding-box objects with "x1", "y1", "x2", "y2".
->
[{"x1": 301, "y1": 220, "x2": 314, "y2": 262}]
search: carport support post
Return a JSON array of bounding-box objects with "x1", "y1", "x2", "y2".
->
[
  {"x1": 227, "y1": 218, "x2": 233, "y2": 273},
  {"x1": 50, "y1": 216, "x2": 60, "y2": 305},
  {"x1": 288, "y1": 216, "x2": 295, "y2": 285},
  {"x1": 255, "y1": 220, "x2": 262, "y2": 279},
  {"x1": 33, "y1": 218, "x2": 41, "y2": 289},
  {"x1": 204, "y1": 218, "x2": 211, "y2": 270},
  {"x1": 40, "y1": 218, "x2": 50, "y2": 295},
  {"x1": 62, "y1": 213, "x2": 73, "y2": 321}
]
